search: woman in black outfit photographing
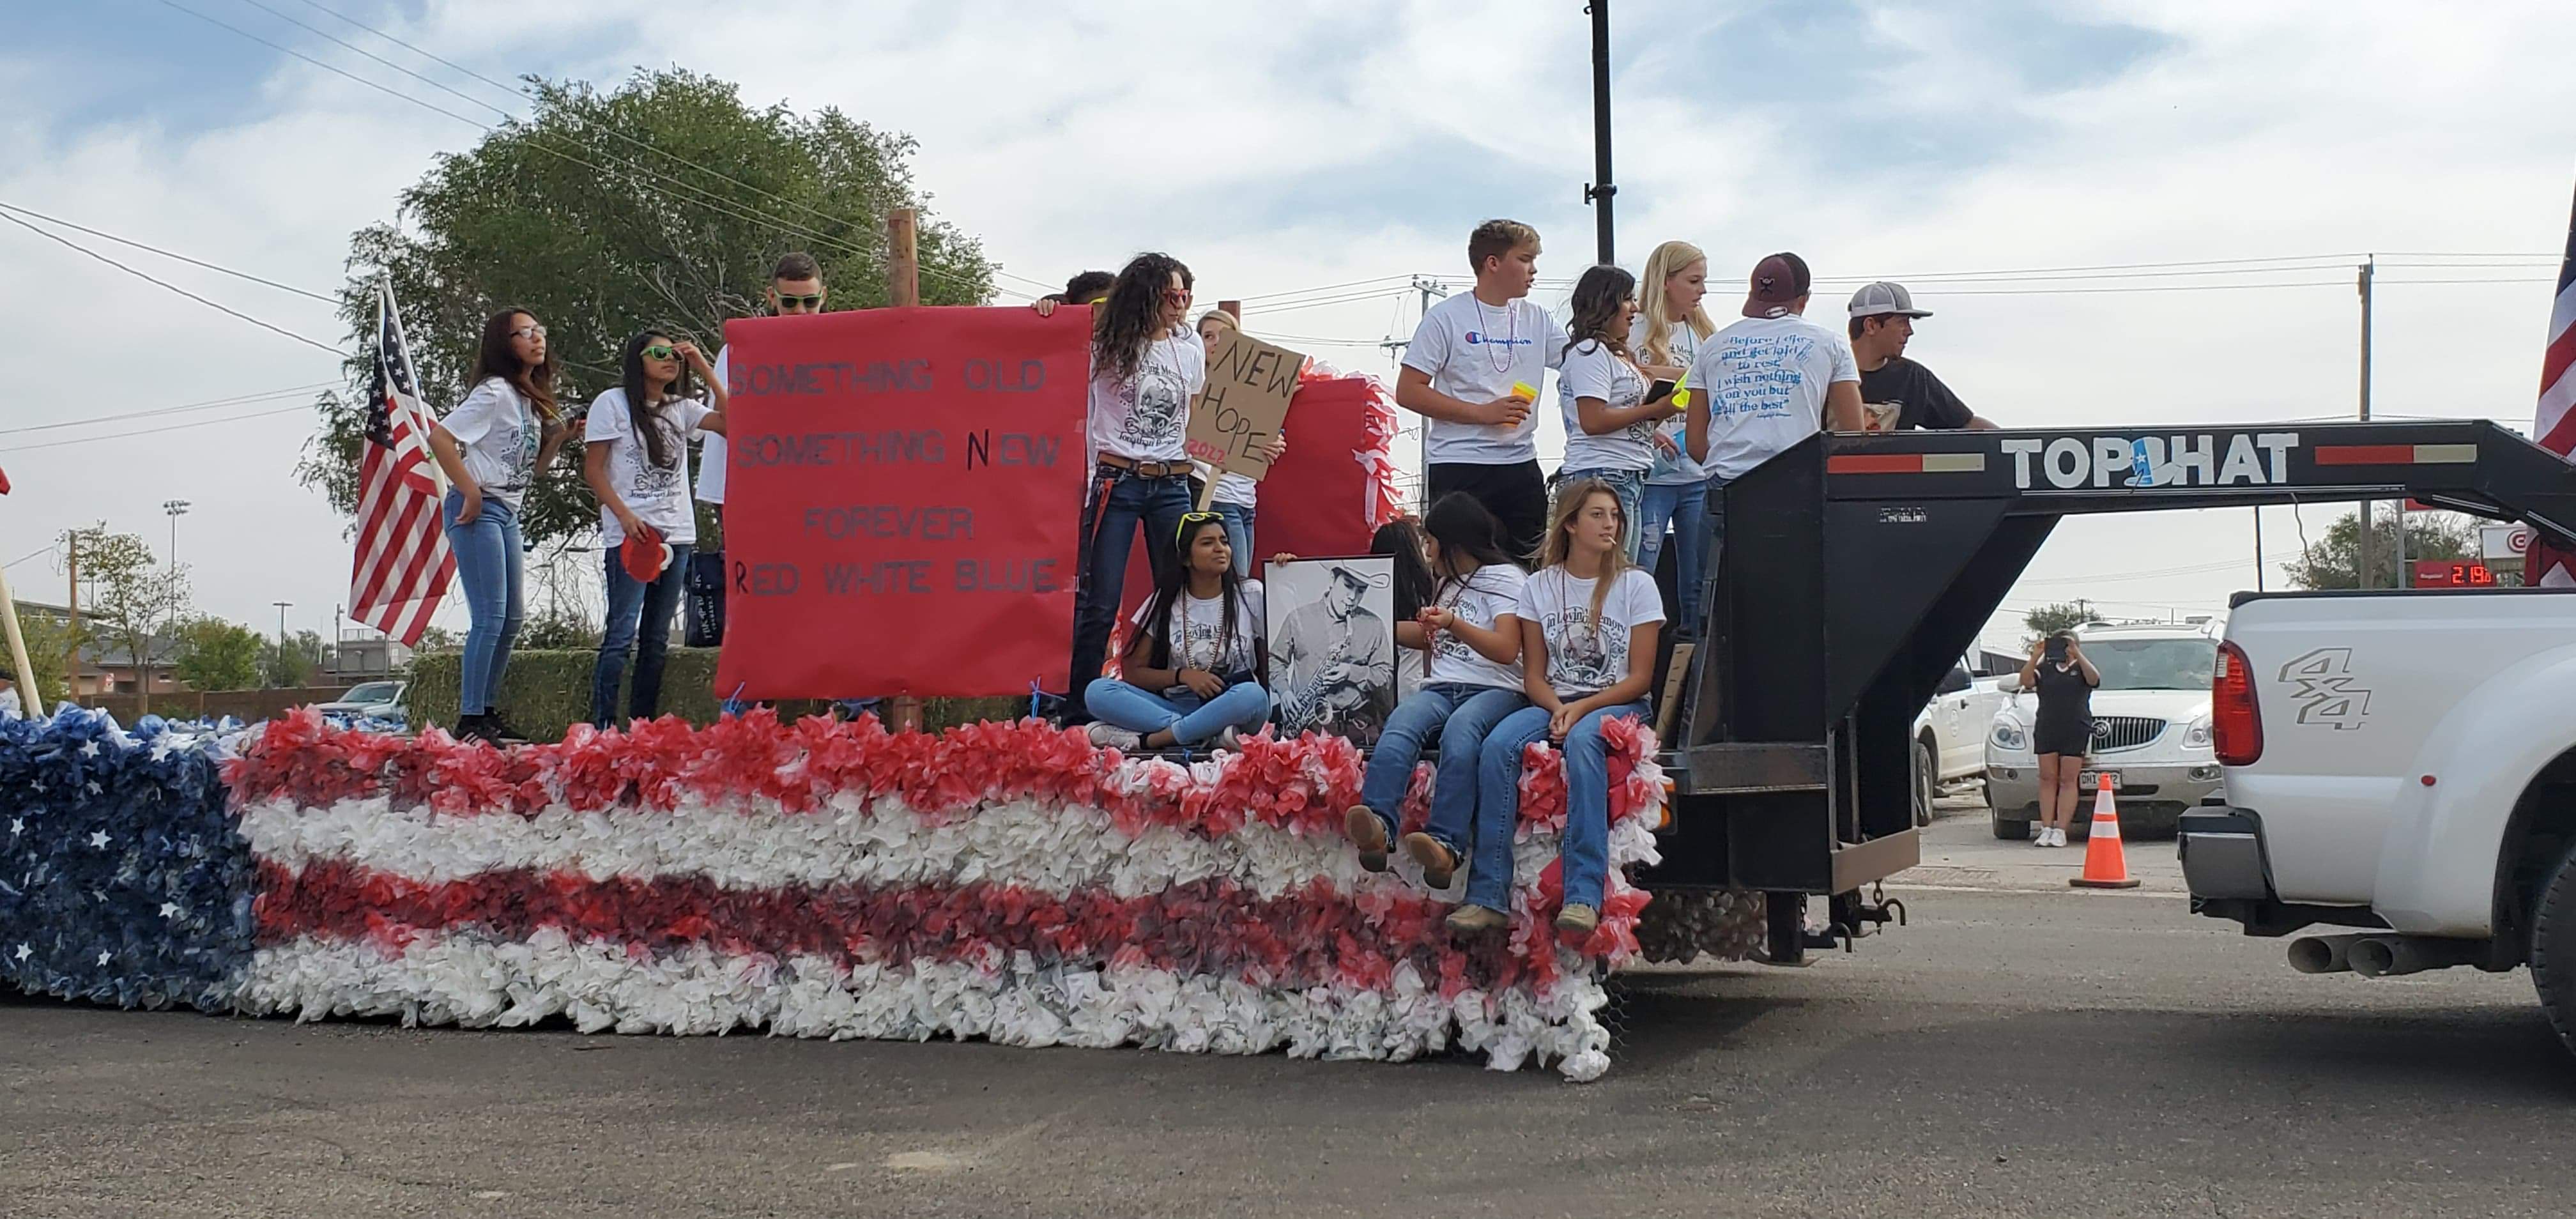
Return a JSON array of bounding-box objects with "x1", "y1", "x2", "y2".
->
[{"x1": 2020, "y1": 629, "x2": 2101, "y2": 848}]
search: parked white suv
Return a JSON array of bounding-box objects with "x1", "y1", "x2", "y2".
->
[
  {"x1": 1911, "y1": 657, "x2": 2009, "y2": 825},
  {"x1": 1984, "y1": 621, "x2": 2225, "y2": 839}
]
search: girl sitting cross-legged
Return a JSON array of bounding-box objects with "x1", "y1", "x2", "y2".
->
[
  {"x1": 1083, "y1": 512, "x2": 1272, "y2": 753},
  {"x1": 1447, "y1": 479, "x2": 1664, "y2": 938}
]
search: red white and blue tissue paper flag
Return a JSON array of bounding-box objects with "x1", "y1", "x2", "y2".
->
[{"x1": 3, "y1": 707, "x2": 1696, "y2": 1080}]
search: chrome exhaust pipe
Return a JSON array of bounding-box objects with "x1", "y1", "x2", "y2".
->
[
  {"x1": 2286, "y1": 933, "x2": 2365, "y2": 974},
  {"x1": 2346, "y1": 935, "x2": 2481, "y2": 978}
]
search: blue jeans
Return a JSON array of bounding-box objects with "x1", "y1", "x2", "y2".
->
[
  {"x1": 592, "y1": 540, "x2": 694, "y2": 727},
  {"x1": 1639, "y1": 480, "x2": 1708, "y2": 639},
  {"x1": 1469, "y1": 700, "x2": 1649, "y2": 912},
  {"x1": 1356, "y1": 683, "x2": 1528, "y2": 848},
  {"x1": 1554, "y1": 467, "x2": 1647, "y2": 560},
  {"x1": 1083, "y1": 678, "x2": 1271, "y2": 746},
  {"x1": 1070, "y1": 466, "x2": 1193, "y2": 715},
  {"x1": 441, "y1": 489, "x2": 523, "y2": 717},
  {"x1": 1213, "y1": 501, "x2": 1256, "y2": 578}
]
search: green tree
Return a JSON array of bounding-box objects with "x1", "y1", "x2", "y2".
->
[
  {"x1": 518, "y1": 605, "x2": 602, "y2": 651},
  {"x1": 2283, "y1": 507, "x2": 2478, "y2": 590},
  {"x1": 2, "y1": 610, "x2": 80, "y2": 709},
  {"x1": 413, "y1": 625, "x2": 461, "y2": 652},
  {"x1": 2023, "y1": 602, "x2": 2105, "y2": 643},
  {"x1": 174, "y1": 618, "x2": 265, "y2": 691},
  {"x1": 260, "y1": 629, "x2": 330, "y2": 687},
  {"x1": 296, "y1": 66, "x2": 997, "y2": 549},
  {"x1": 70, "y1": 527, "x2": 185, "y2": 714}
]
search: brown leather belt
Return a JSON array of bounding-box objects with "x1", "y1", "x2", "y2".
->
[{"x1": 1095, "y1": 453, "x2": 1192, "y2": 479}]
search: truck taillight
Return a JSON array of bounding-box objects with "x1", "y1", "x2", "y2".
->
[{"x1": 2212, "y1": 640, "x2": 2262, "y2": 766}]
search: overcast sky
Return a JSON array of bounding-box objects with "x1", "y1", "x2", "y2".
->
[{"x1": 2, "y1": 0, "x2": 2569, "y2": 659}]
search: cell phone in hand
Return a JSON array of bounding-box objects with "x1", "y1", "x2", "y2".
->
[
  {"x1": 2044, "y1": 637, "x2": 2067, "y2": 662},
  {"x1": 1645, "y1": 379, "x2": 1678, "y2": 404}
]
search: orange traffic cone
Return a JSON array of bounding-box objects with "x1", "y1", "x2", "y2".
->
[{"x1": 2069, "y1": 774, "x2": 2140, "y2": 890}]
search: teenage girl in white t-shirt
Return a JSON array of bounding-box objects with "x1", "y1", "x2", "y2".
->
[
  {"x1": 1083, "y1": 513, "x2": 1272, "y2": 752},
  {"x1": 584, "y1": 328, "x2": 728, "y2": 730},
  {"x1": 426, "y1": 307, "x2": 570, "y2": 744},
  {"x1": 1449, "y1": 479, "x2": 1665, "y2": 938},
  {"x1": 1553, "y1": 264, "x2": 1680, "y2": 560},
  {"x1": 1342, "y1": 493, "x2": 1529, "y2": 884},
  {"x1": 1635, "y1": 241, "x2": 1718, "y2": 639}
]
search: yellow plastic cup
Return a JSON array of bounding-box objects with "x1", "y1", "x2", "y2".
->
[{"x1": 1510, "y1": 381, "x2": 1538, "y2": 403}]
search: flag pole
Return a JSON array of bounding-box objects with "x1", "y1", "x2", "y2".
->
[
  {"x1": 381, "y1": 280, "x2": 448, "y2": 495},
  {"x1": 0, "y1": 560, "x2": 40, "y2": 714}
]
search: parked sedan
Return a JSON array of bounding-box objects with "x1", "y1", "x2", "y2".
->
[{"x1": 314, "y1": 680, "x2": 406, "y2": 722}]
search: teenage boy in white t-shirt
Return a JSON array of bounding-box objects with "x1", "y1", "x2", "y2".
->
[
  {"x1": 1683, "y1": 251, "x2": 1865, "y2": 560},
  {"x1": 1397, "y1": 219, "x2": 1570, "y2": 561},
  {"x1": 693, "y1": 252, "x2": 827, "y2": 512}
]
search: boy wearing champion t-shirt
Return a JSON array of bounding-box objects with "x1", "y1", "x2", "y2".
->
[{"x1": 1397, "y1": 220, "x2": 1571, "y2": 562}]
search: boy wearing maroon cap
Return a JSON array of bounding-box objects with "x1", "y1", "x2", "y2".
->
[{"x1": 1683, "y1": 252, "x2": 1865, "y2": 559}]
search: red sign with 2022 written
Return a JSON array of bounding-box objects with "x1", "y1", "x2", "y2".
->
[{"x1": 712, "y1": 306, "x2": 1087, "y2": 700}]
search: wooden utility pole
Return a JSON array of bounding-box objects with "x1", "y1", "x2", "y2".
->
[{"x1": 885, "y1": 208, "x2": 926, "y2": 733}]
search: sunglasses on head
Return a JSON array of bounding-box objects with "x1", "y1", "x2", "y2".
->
[
  {"x1": 641, "y1": 344, "x2": 678, "y2": 360},
  {"x1": 774, "y1": 293, "x2": 824, "y2": 310},
  {"x1": 1177, "y1": 509, "x2": 1223, "y2": 546}
]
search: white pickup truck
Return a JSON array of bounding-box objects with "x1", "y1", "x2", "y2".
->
[{"x1": 2179, "y1": 587, "x2": 2576, "y2": 1057}]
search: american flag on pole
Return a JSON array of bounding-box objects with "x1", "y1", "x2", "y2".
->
[
  {"x1": 2531, "y1": 182, "x2": 2576, "y2": 588},
  {"x1": 348, "y1": 282, "x2": 454, "y2": 645}
]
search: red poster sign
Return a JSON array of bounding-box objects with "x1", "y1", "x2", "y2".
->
[{"x1": 713, "y1": 307, "x2": 1088, "y2": 699}]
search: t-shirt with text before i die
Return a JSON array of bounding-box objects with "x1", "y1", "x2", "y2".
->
[
  {"x1": 1402, "y1": 291, "x2": 1569, "y2": 465},
  {"x1": 1133, "y1": 579, "x2": 1266, "y2": 678},
  {"x1": 587, "y1": 388, "x2": 714, "y2": 548},
  {"x1": 1517, "y1": 567, "x2": 1665, "y2": 698},
  {"x1": 1425, "y1": 564, "x2": 1528, "y2": 691},
  {"x1": 1089, "y1": 326, "x2": 1206, "y2": 466},
  {"x1": 1683, "y1": 313, "x2": 1858, "y2": 482}
]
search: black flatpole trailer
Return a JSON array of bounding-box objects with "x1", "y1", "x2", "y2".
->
[{"x1": 1650, "y1": 419, "x2": 2576, "y2": 963}]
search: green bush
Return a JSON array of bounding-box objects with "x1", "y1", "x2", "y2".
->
[{"x1": 409, "y1": 647, "x2": 1027, "y2": 740}]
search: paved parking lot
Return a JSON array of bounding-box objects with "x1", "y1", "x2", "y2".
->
[{"x1": 3, "y1": 793, "x2": 2565, "y2": 1218}]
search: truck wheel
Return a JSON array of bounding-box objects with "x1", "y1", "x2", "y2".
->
[
  {"x1": 1913, "y1": 740, "x2": 1936, "y2": 827},
  {"x1": 2531, "y1": 839, "x2": 2576, "y2": 1059},
  {"x1": 1991, "y1": 811, "x2": 2030, "y2": 840}
]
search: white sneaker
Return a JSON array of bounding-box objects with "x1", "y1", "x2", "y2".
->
[
  {"x1": 1086, "y1": 722, "x2": 1143, "y2": 751},
  {"x1": 2050, "y1": 827, "x2": 2070, "y2": 848},
  {"x1": 2030, "y1": 827, "x2": 2049, "y2": 847}
]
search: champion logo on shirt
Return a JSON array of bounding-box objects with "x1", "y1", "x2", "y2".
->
[{"x1": 1462, "y1": 332, "x2": 1534, "y2": 347}]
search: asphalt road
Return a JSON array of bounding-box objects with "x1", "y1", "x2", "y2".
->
[{"x1": 3, "y1": 802, "x2": 2568, "y2": 1218}]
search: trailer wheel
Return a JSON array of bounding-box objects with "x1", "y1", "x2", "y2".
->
[
  {"x1": 1913, "y1": 740, "x2": 1936, "y2": 827},
  {"x1": 2531, "y1": 838, "x2": 2576, "y2": 1059}
]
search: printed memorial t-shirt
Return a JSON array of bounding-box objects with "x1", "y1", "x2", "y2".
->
[
  {"x1": 440, "y1": 376, "x2": 540, "y2": 510},
  {"x1": 1425, "y1": 563, "x2": 1528, "y2": 691},
  {"x1": 1556, "y1": 339, "x2": 1659, "y2": 472},
  {"x1": 1516, "y1": 567, "x2": 1666, "y2": 698},
  {"x1": 1683, "y1": 314, "x2": 1859, "y2": 482},
  {"x1": 1090, "y1": 326, "x2": 1206, "y2": 466},
  {"x1": 588, "y1": 387, "x2": 714, "y2": 548},
  {"x1": 1402, "y1": 291, "x2": 1569, "y2": 465},
  {"x1": 1133, "y1": 579, "x2": 1266, "y2": 677}
]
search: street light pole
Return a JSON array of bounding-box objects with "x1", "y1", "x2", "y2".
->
[
  {"x1": 160, "y1": 500, "x2": 190, "y2": 689},
  {"x1": 1583, "y1": 1, "x2": 1616, "y2": 265},
  {"x1": 273, "y1": 601, "x2": 292, "y2": 688}
]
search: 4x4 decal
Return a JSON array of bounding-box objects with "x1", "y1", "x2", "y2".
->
[{"x1": 2280, "y1": 648, "x2": 2371, "y2": 730}]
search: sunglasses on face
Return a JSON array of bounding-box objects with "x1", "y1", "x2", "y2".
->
[
  {"x1": 774, "y1": 293, "x2": 824, "y2": 310},
  {"x1": 1163, "y1": 289, "x2": 1193, "y2": 306},
  {"x1": 510, "y1": 325, "x2": 547, "y2": 341},
  {"x1": 641, "y1": 344, "x2": 678, "y2": 360}
]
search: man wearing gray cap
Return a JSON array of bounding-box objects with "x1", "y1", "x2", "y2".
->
[{"x1": 1848, "y1": 281, "x2": 1997, "y2": 431}]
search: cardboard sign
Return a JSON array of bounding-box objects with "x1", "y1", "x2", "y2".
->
[
  {"x1": 1184, "y1": 332, "x2": 1305, "y2": 480},
  {"x1": 712, "y1": 306, "x2": 1087, "y2": 700}
]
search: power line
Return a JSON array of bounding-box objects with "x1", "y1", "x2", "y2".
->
[
  {"x1": 3, "y1": 544, "x2": 55, "y2": 570},
  {"x1": 256, "y1": 0, "x2": 1021, "y2": 303},
  {"x1": 0, "y1": 210, "x2": 346, "y2": 358},
  {"x1": 0, "y1": 202, "x2": 341, "y2": 303},
  {"x1": 0, "y1": 383, "x2": 334, "y2": 436},
  {"x1": 0, "y1": 402, "x2": 315, "y2": 454}
]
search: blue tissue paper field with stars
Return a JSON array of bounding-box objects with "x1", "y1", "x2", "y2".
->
[{"x1": 0, "y1": 708, "x2": 259, "y2": 1011}]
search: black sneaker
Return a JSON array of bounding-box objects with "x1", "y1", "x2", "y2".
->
[
  {"x1": 452, "y1": 714, "x2": 490, "y2": 742},
  {"x1": 482, "y1": 712, "x2": 530, "y2": 744}
]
